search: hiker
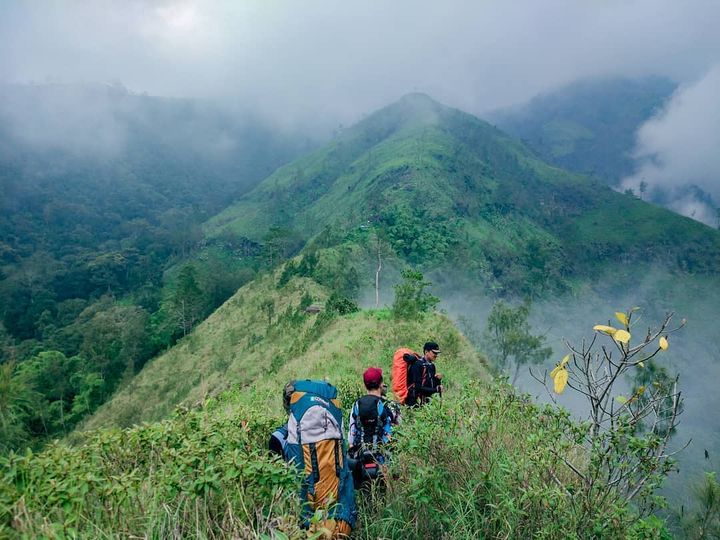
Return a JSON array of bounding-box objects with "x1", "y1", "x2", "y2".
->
[
  {"x1": 348, "y1": 367, "x2": 396, "y2": 488},
  {"x1": 268, "y1": 381, "x2": 295, "y2": 460},
  {"x1": 348, "y1": 367, "x2": 394, "y2": 452},
  {"x1": 284, "y1": 379, "x2": 356, "y2": 538},
  {"x1": 406, "y1": 342, "x2": 443, "y2": 406}
]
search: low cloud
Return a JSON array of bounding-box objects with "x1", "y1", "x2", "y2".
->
[
  {"x1": 0, "y1": 84, "x2": 129, "y2": 159},
  {"x1": 2, "y1": 0, "x2": 720, "y2": 131},
  {"x1": 622, "y1": 65, "x2": 720, "y2": 225}
]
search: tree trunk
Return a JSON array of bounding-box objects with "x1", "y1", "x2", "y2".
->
[
  {"x1": 375, "y1": 249, "x2": 382, "y2": 309},
  {"x1": 511, "y1": 362, "x2": 520, "y2": 386}
]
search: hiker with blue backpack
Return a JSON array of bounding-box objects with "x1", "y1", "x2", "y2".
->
[
  {"x1": 282, "y1": 379, "x2": 356, "y2": 538},
  {"x1": 268, "y1": 381, "x2": 295, "y2": 460}
]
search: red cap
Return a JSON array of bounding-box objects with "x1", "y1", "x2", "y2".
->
[{"x1": 363, "y1": 367, "x2": 383, "y2": 387}]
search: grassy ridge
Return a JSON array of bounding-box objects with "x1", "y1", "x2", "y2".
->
[
  {"x1": 1, "y1": 305, "x2": 668, "y2": 538},
  {"x1": 81, "y1": 258, "x2": 485, "y2": 431},
  {"x1": 2, "y1": 302, "x2": 486, "y2": 537}
]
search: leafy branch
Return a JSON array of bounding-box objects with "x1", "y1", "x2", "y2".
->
[{"x1": 531, "y1": 309, "x2": 688, "y2": 517}]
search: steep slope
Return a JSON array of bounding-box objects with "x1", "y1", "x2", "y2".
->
[
  {"x1": 5, "y1": 290, "x2": 669, "y2": 538},
  {"x1": 207, "y1": 92, "x2": 720, "y2": 296},
  {"x1": 81, "y1": 260, "x2": 487, "y2": 430},
  {"x1": 488, "y1": 76, "x2": 676, "y2": 182}
]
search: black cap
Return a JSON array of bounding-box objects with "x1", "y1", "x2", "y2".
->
[{"x1": 423, "y1": 341, "x2": 440, "y2": 353}]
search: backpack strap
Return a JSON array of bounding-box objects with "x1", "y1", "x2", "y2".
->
[
  {"x1": 334, "y1": 439, "x2": 341, "y2": 476},
  {"x1": 373, "y1": 399, "x2": 386, "y2": 446},
  {"x1": 351, "y1": 401, "x2": 361, "y2": 447},
  {"x1": 309, "y1": 442, "x2": 320, "y2": 483}
]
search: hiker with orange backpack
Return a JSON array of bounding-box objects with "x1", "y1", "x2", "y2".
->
[{"x1": 406, "y1": 342, "x2": 443, "y2": 406}]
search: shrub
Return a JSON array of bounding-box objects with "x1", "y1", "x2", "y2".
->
[
  {"x1": 0, "y1": 402, "x2": 300, "y2": 539},
  {"x1": 357, "y1": 381, "x2": 664, "y2": 539},
  {"x1": 392, "y1": 269, "x2": 439, "y2": 320},
  {"x1": 533, "y1": 309, "x2": 686, "y2": 520}
]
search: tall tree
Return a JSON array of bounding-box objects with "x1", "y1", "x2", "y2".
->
[
  {"x1": 392, "y1": 269, "x2": 439, "y2": 320},
  {"x1": 170, "y1": 265, "x2": 205, "y2": 337},
  {"x1": 484, "y1": 300, "x2": 551, "y2": 385}
]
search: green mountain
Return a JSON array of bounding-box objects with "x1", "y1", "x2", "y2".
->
[
  {"x1": 5, "y1": 92, "x2": 717, "y2": 538},
  {"x1": 207, "y1": 92, "x2": 719, "y2": 297},
  {"x1": 488, "y1": 76, "x2": 676, "y2": 183}
]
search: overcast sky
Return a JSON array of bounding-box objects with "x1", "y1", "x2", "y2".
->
[
  {"x1": 1, "y1": 1, "x2": 718, "y2": 119},
  {"x1": 1, "y1": 0, "x2": 719, "y2": 218}
]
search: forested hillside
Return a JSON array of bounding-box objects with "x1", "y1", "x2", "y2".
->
[
  {"x1": 0, "y1": 83, "x2": 315, "y2": 450},
  {"x1": 488, "y1": 76, "x2": 676, "y2": 183}
]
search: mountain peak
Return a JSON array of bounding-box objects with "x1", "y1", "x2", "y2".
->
[
  {"x1": 350, "y1": 92, "x2": 453, "y2": 137},
  {"x1": 390, "y1": 92, "x2": 447, "y2": 117},
  {"x1": 396, "y1": 92, "x2": 441, "y2": 105}
]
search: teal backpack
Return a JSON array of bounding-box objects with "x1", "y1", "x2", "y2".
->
[{"x1": 284, "y1": 380, "x2": 356, "y2": 531}]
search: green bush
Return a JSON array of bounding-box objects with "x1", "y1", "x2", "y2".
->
[
  {"x1": 392, "y1": 269, "x2": 439, "y2": 320},
  {"x1": 357, "y1": 381, "x2": 669, "y2": 539},
  {"x1": 0, "y1": 402, "x2": 300, "y2": 539}
]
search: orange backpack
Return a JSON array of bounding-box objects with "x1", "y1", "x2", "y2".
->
[{"x1": 391, "y1": 348, "x2": 420, "y2": 404}]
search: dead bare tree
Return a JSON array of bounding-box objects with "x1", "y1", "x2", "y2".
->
[
  {"x1": 531, "y1": 309, "x2": 688, "y2": 517},
  {"x1": 375, "y1": 246, "x2": 382, "y2": 309}
]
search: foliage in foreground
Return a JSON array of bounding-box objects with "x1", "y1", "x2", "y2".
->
[
  {"x1": 1, "y1": 379, "x2": 670, "y2": 539},
  {"x1": 0, "y1": 402, "x2": 300, "y2": 539},
  {"x1": 358, "y1": 381, "x2": 668, "y2": 539},
  {"x1": 538, "y1": 310, "x2": 685, "y2": 520}
]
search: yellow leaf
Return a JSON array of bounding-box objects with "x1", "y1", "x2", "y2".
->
[
  {"x1": 614, "y1": 329, "x2": 631, "y2": 344},
  {"x1": 638, "y1": 361, "x2": 645, "y2": 368},
  {"x1": 553, "y1": 368, "x2": 568, "y2": 394},
  {"x1": 616, "y1": 395, "x2": 628, "y2": 404},
  {"x1": 550, "y1": 355, "x2": 570, "y2": 378},
  {"x1": 636, "y1": 385, "x2": 646, "y2": 395},
  {"x1": 659, "y1": 336, "x2": 668, "y2": 351},
  {"x1": 593, "y1": 325, "x2": 618, "y2": 335},
  {"x1": 615, "y1": 312, "x2": 629, "y2": 326}
]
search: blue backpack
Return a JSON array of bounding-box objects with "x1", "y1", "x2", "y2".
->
[{"x1": 285, "y1": 380, "x2": 356, "y2": 532}]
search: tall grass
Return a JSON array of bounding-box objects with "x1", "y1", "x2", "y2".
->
[{"x1": 1, "y1": 309, "x2": 669, "y2": 538}]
